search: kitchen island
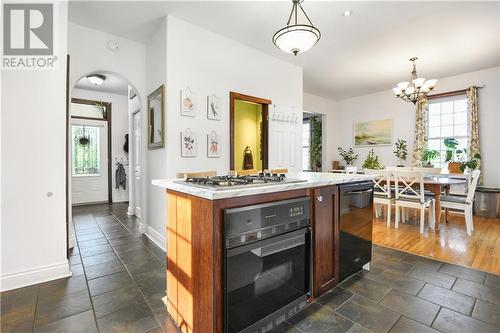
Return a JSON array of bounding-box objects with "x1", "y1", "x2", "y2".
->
[{"x1": 153, "y1": 172, "x2": 374, "y2": 333}]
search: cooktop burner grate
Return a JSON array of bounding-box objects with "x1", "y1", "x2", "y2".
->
[{"x1": 185, "y1": 173, "x2": 288, "y2": 187}]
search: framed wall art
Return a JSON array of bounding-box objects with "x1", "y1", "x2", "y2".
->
[
  {"x1": 207, "y1": 131, "x2": 220, "y2": 158},
  {"x1": 207, "y1": 94, "x2": 221, "y2": 120},
  {"x1": 180, "y1": 86, "x2": 196, "y2": 117},
  {"x1": 181, "y1": 128, "x2": 197, "y2": 157},
  {"x1": 354, "y1": 118, "x2": 393, "y2": 146}
]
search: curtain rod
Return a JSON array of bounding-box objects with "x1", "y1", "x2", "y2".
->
[{"x1": 427, "y1": 84, "x2": 485, "y2": 100}]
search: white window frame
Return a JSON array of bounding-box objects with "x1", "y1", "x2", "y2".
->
[
  {"x1": 426, "y1": 94, "x2": 469, "y2": 168},
  {"x1": 302, "y1": 119, "x2": 311, "y2": 171}
]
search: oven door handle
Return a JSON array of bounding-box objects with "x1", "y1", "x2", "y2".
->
[{"x1": 226, "y1": 227, "x2": 310, "y2": 258}]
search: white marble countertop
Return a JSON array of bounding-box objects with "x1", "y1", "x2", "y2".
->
[{"x1": 152, "y1": 172, "x2": 375, "y2": 200}]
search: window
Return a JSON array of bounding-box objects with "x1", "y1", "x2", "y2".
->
[
  {"x1": 72, "y1": 125, "x2": 100, "y2": 176},
  {"x1": 427, "y1": 95, "x2": 468, "y2": 168},
  {"x1": 71, "y1": 99, "x2": 109, "y2": 120},
  {"x1": 302, "y1": 120, "x2": 311, "y2": 171}
]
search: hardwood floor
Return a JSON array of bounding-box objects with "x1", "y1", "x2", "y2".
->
[{"x1": 373, "y1": 208, "x2": 500, "y2": 275}]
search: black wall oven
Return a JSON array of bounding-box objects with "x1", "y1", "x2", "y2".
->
[
  {"x1": 338, "y1": 181, "x2": 374, "y2": 282},
  {"x1": 224, "y1": 197, "x2": 311, "y2": 333}
]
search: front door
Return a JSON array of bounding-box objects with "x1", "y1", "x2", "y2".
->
[
  {"x1": 133, "y1": 112, "x2": 142, "y2": 219},
  {"x1": 71, "y1": 119, "x2": 109, "y2": 204}
]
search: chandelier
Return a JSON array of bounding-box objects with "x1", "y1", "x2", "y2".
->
[
  {"x1": 392, "y1": 57, "x2": 437, "y2": 104},
  {"x1": 273, "y1": 0, "x2": 321, "y2": 56}
]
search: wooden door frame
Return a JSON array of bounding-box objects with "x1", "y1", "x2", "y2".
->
[
  {"x1": 229, "y1": 92, "x2": 271, "y2": 171},
  {"x1": 70, "y1": 97, "x2": 113, "y2": 204}
]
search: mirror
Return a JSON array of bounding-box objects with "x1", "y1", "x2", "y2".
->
[
  {"x1": 230, "y1": 92, "x2": 270, "y2": 171},
  {"x1": 147, "y1": 85, "x2": 164, "y2": 149}
]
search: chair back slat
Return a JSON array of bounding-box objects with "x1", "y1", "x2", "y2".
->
[
  {"x1": 466, "y1": 169, "x2": 481, "y2": 203},
  {"x1": 365, "y1": 169, "x2": 391, "y2": 198},
  {"x1": 394, "y1": 170, "x2": 425, "y2": 202}
]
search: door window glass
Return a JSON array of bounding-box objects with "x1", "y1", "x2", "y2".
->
[{"x1": 72, "y1": 125, "x2": 100, "y2": 176}]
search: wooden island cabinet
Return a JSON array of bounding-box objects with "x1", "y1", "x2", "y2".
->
[{"x1": 165, "y1": 184, "x2": 341, "y2": 333}]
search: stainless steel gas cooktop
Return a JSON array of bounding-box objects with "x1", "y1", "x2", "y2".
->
[{"x1": 177, "y1": 173, "x2": 306, "y2": 190}]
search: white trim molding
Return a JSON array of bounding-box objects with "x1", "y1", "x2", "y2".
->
[
  {"x1": 0, "y1": 261, "x2": 71, "y2": 292},
  {"x1": 145, "y1": 225, "x2": 166, "y2": 250}
]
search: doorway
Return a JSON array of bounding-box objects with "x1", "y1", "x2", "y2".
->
[
  {"x1": 303, "y1": 112, "x2": 323, "y2": 172},
  {"x1": 132, "y1": 111, "x2": 142, "y2": 219},
  {"x1": 230, "y1": 92, "x2": 271, "y2": 171},
  {"x1": 70, "y1": 99, "x2": 112, "y2": 204}
]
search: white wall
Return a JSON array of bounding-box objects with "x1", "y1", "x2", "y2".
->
[
  {"x1": 304, "y1": 93, "x2": 339, "y2": 171},
  {"x1": 1, "y1": 2, "x2": 70, "y2": 291},
  {"x1": 144, "y1": 17, "x2": 168, "y2": 248},
  {"x1": 71, "y1": 88, "x2": 130, "y2": 202},
  {"x1": 165, "y1": 15, "x2": 303, "y2": 178},
  {"x1": 319, "y1": 67, "x2": 500, "y2": 187}
]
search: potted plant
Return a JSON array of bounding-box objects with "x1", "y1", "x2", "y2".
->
[
  {"x1": 393, "y1": 138, "x2": 408, "y2": 167},
  {"x1": 362, "y1": 149, "x2": 383, "y2": 170},
  {"x1": 460, "y1": 151, "x2": 481, "y2": 172},
  {"x1": 337, "y1": 147, "x2": 358, "y2": 167},
  {"x1": 422, "y1": 149, "x2": 440, "y2": 167},
  {"x1": 444, "y1": 138, "x2": 465, "y2": 173}
]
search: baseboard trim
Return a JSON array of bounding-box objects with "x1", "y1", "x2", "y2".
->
[
  {"x1": 1, "y1": 261, "x2": 71, "y2": 292},
  {"x1": 145, "y1": 225, "x2": 166, "y2": 250}
]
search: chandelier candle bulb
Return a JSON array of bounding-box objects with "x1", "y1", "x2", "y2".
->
[{"x1": 392, "y1": 57, "x2": 438, "y2": 104}]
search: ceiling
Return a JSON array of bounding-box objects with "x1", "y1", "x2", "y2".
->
[
  {"x1": 68, "y1": 1, "x2": 500, "y2": 100},
  {"x1": 74, "y1": 71, "x2": 129, "y2": 95}
]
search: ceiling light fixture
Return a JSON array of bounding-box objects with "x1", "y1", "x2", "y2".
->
[
  {"x1": 342, "y1": 10, "x2": 351, "y2": 17},
  {"x1": 392, "y1": 57, "x2": 437, "y2": 105},
  {"x1": 273, "y1": 0, "x2": 321, "y2": 56},
  {"x1": 86, "y1": 74, "x2": 106, "y2": 86}
]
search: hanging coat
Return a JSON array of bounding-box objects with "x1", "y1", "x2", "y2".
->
[
  {"x1": 116, "y1": 163, "x2": 127, "y2": 190},
  {"x1": 243, "y1": 146, "x2": 254, "y2": 170}
]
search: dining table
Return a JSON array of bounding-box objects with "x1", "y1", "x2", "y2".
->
[{"x1": 423, "y1": 176, "x2": 467, "y2": 229}]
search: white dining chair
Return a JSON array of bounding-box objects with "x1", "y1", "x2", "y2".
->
[
  {"x1": 394, "y1": 170, "x2": 436, "y2": 234},
  {"x1": 365, "y1": 169, "x2": 393, "y2": 227},
  {"x1": 440, "y1": 169, "x2": 481, "y2": 236}
]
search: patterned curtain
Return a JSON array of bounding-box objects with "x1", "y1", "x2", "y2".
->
[
  {"x1": 412, "y1": 98, "x2": 428, "y2": 166},
  {"x1": 467, "y1": 86, "x2": 482, "y2": 180}
]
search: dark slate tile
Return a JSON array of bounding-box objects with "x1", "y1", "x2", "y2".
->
[
  {"x1": 145, "y1": 326, "x2": 165, "y2": 333},
  {"x1": 287, "y1": 302, "x2": 354, "y2": 333},
  {"x1": 113, "y1": 241, "x2": 148, "y2": 254},
  {"x1": 316, "y1": 287, "x2": 354, "y2": 311},
  {"x1": 76, "y1": 233, "x2": 106, "y2": 242},
  {"x1": 74, "y1": 222, "x2": 98, "y2": 231},
  {"x1": 418, "y1": 283, "x2": 475, "y2": 315},
  {"x1": 339, "y1": 273, "x2": 392, "y2": 302},
  {"x1": 336, "y1": 294, "x2": 400, "y2": 333},
  {"x1": 81, "y1": 251, "x2": 118, "y2": 267},
  {"x1": 84, "y1": 259, "x2": 126, "y2": 280},
  {"x1": 154, "y1": 310, "x2": 180, "y2": 333},
  {"x1": 432, "y1": 307, "x2": 498, "y2": 333},
  {"x1": 117, "y1": 247, "x2": 157, "y2": 263},
  {"x1": 408, "y1": 265, "x2": 456, "y2": 289},
  {"x1": 88, "y1": 271, "x2": 135, "y2": 296},
  {"x1": 70, "y1": 264, "x2": 84, "y2": 277},
  {"x1": 105, "y1": 230, "x2": 134, "y2": 240},
  {"x1": 125, "y1": 258, "x2": 163, "y2": 276},
  {"x1": 77, "y1": 238, "x2": 109, "y2": 249},
  {"x1": 472, "y1": 299, "x2": 500, "y2": 328},
  {"x1": 389, "y1": 316, "x2": 439, "y2": 333},
  {"x1": 34, "y1": 289, "x2": 91, "y2": 327},
  {"x1": 346, "y1": 324, "x2": 372, "y2": 333},
  {"x1": 38, "y1": 275, "x2": 88, "y2": 300},
  {"x1": 108, "y1": 236, "x2": 140, "y2": 247},
  {"x1": 402, "y1": 254, "x2": 443, "y2": 272},
  {"x1": 272, "y1": 321, "x2": 302, "y2": 332},
  {"x1": 33, "y1": 310, "x2": 98, "y2": 333},
  {"x1": 92, "y1": 286, "x2": 147, "y2": 318},
  {"x1": 75, "y1": 227, "x2": 102, "y2": 236},
  {"x1": 485, "y1": 273, "x2": 500, "y2": 287},
  {"x1": 372, "y1": 245, "x2": 407, "y2": 261},
  {"x1": 68, "y1": 255, "x2": 81, "y2": 265},
  {"x1": 96, "y1": 303, "x2": 158, "y2": 333},
  {"x1": 452, "y1": 278, "x2": 500, "y2": 305},
  {"x1": 370, "y1": 257, "x2": 415, "y2": 275},
  {"x1": 439, "y1": 263, "x2": 486, "y2": 283},
  {"x1": 379, "y1": 289, "x2": 440, "y2": 326},
  {"x1": 79, "y1": 244, "x2": 113, "y2": 258},
  {"x1": 132, "y1": 267, "x2": 165, "y2": 285},
  {"x1": 369, "y1": 270, "x2": 425, "y2": 295},
  {"x1": 0, "y1": 285, "x2": 38, "y2": 333},
  {"x1": 92, "y1": 210, "x2": 113, "y2": 217}
]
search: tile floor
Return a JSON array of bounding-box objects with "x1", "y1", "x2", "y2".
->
[{"x1": 1, "y1": 203, "x2": 499, "y2": 333}]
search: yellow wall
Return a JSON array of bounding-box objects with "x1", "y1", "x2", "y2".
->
[{"x1": 234, "y1": 100, "x2": 263, "y2": 171}]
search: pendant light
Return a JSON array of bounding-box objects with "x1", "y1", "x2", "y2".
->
[
  {"x1": 87, "y1": 74, "x2": 106, "y2": 86},
  {"x1": 273, "y1": 0, "x2": 321, "y2": 56}
]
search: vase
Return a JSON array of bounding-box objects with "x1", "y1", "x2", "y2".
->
[{"x1": 448, "y1": 162, "x2": 462, "y2": 174}]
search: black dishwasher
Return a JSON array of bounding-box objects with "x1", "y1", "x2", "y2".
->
[{"x1": 338, "y1": 181, "x2": 374, "y2": 282}]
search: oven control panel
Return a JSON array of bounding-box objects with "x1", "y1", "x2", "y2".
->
[{"x1": 289, "y1": 205, "x2": 304, "y2": 217}]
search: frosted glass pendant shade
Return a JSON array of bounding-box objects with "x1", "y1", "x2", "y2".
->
[{"x1": 273, "y1": 25, "x2": 321, "y2": 55}]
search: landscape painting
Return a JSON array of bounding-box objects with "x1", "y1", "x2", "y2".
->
[{"x1": 354, "y1": 119, "x2": 392, "y2": 146}]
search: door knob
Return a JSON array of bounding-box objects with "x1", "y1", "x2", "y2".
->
[{"x1": 317, "y1": 195, "x2": 323, "y2": 202}]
